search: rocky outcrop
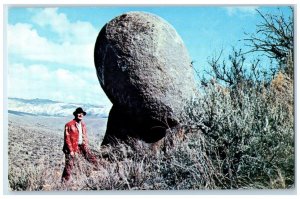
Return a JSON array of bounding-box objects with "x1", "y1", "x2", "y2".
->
[{"x1": 94, "y1": 11, "x2": 198, "y2": 145}]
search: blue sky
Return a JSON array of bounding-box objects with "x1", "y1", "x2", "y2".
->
[{"x1": 6, "y1": 5, "x2": 293, "y2": 107}]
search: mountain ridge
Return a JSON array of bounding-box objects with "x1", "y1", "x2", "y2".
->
[{"x1": 8, "y1": 97, "x2": 111, "y2": 117}]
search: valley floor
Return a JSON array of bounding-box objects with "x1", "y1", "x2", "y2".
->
[{"x1": 6, "y1": 113, "x2": 107, "y2": 191}]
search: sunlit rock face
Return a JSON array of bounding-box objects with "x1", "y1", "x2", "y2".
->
[{"x1": 94, "y1": 11, "x2": 198, "y2": 145}]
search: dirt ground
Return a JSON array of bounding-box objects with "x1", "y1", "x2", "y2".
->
[{"x1": 7, "y1": 113, "x2": 107, "y2": 174}]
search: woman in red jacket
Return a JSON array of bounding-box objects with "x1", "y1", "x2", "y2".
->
[{"x1": 62, "y1": 107, "x2": 97, "y2": 182}]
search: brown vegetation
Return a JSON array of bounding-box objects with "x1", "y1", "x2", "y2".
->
[{"x1": 7, "y1": 7, "x2": 294, "y2": 192}]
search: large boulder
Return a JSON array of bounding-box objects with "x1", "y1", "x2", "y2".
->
[{"x1": 94, "y1": 11, "x2": 198, "y2": 145}]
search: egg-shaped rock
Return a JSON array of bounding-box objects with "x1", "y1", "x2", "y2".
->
[{"x1": 94, "y1": 11, "x2": 198, "y2": 145}]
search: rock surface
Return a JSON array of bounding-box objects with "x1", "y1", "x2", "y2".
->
[{"x1": 94, "y1": 11, "x2": 198, "y2": 145}]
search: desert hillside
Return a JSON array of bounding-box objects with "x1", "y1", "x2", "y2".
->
[{"x1": 8, "y1": 113, "x2": 107, "y2": 190}]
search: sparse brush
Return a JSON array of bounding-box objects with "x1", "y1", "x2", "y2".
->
[
  {"x1": 8, "y1": 72, "x2": 294, "y2": 191},
  {"x1": 184, "y1": 77, "x2": 294, "y2": 189},
  {"x1": 7, "y1": 6, "x2": 294, "y2": 191}
]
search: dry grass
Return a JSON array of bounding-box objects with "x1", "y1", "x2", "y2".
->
[
  {"x1": 7, "y1": 70, "x2": 294, "y2": 191},
  {"x1": 8, "y1": 119, "x2": 211, "y2": 191}
]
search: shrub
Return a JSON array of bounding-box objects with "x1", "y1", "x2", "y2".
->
[{"x1": 184, "y1": 75, "x2": 294, "y2": 189}]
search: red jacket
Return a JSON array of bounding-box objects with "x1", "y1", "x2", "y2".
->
[{"x1": 63, "y1": 119, "x2": 88, "y2": 154}]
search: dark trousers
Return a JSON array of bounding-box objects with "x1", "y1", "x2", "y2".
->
[{"x1": 61, "y1": 144, "x2": 97, "y2": 181}]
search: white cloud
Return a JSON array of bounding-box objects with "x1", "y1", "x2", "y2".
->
[
  {"x1": 7, "y1": 23, "x2": 95, "y2": 68},
  {"x1": 6, "y1": 8, "x2": 111, "y2": 106},
  {"x1": 225, "y1": 6, "x2": 258, "y2": 16},
  {"x1": 56, "y1": 68, "x2": 79, "y2": 83},
  {"x1": 8, "y1": 62, "x2": 111, "y2": 106},
  {"x1": 31, "y1": 8, "x2": 98, "y2": 44},
  {"x1": 7, "y1": 8, "x2": 99, "y2": 68}
]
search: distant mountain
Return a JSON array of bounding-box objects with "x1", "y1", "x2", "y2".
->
[
  {"x1": 9, "y1": 97, "x2": 58, "y2": 104},
  {"x1": 8, "y1": 97, "x2": 111, "y2": 117}
]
